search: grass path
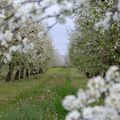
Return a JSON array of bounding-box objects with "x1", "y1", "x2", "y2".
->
[{"x1": 0, "y1": 68, "x2": 87, "y2": 120}]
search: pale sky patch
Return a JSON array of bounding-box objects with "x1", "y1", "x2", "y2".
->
[
  {"x1": 44, "y1": 5, "x2": 75, "y2": 55},
  {"x1": 49, "y1": 19, "x2": 74, "y2": 55}
]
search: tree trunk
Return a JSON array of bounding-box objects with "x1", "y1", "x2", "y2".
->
[
  {"x1": 39, "y1": 68, "x2": 43, "y2": 74},
  {"x1": 0, "y1": 62, "x2": 3, "y2": 72},
  {"x1": 85, "y1": 72, "x2": 90, "y2": 78},
  {"x1": 30, "y1": 69, "x2": 33, "y2": 75},
  {"x1": 6, "y1": 63, "x2": 14, "y2": 82},
  {"x1": 14, "y1": 67, "x2": 20, "y2": 80},
  {"x1": 25, "y1": 69, "x2": 29, "y2": 78},
  {"x1": 20, "y1": 67, "x2": 24, "y2": 79}
]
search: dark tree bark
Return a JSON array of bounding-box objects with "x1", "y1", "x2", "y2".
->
[
  {"x1": 36, "y1": 69, "x2": 39, "y2": 75},
  {"x1": 39, "y1": 68, "x2": 43, "y2": 74},
  {"x1": 25, "y1": 69, "x2": 29, "y2": 78},
  {"x1": 0, "y1": 62, "x2": 3, "y2": 71},
  {"x1": 20, "y1": 67, "x2": 24, "y2": 79},
  {"x1": 14, "y1": 67, "x2": 20, "y2": 80},
  {"x1": 6, "y1": 63, "x2": 14, "y2": 82},
  {"x1": 30, "y1": 69, "x2": 33, "y2": 75},
  {"x1": 94, "y1": 72, "x2": 100, "y2": 76},
  {"x1": 30, "y1": 69, "x2": 36, "y2": 75},
  {"x1": 85, "y1": 72, "x2": 90, "y2": 78}
]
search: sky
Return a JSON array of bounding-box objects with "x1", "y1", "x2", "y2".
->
[
  {"x1": 45, "y1": 5, "x2": 75, "y2": 56},
  {"x1": 49, "y1": 19, "x2": 74, "y2": 56}
]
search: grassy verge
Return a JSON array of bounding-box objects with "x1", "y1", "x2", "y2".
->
[{"x1": 0, "y1": 68, "x2": 87, "y2": 120}]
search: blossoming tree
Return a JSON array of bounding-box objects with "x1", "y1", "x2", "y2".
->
[
  {"x1": 68, "y1": 0, "x2": 120, "y2": 77},
  {"x1": 62, "y1": 66, "x2": 120, "y2": 120},
  {"x1": 0, "y1": 0, "x2": 120, "y2": 119},
  {"x1": 62, "y1": 0, "x2": 120, "y2": 120},
  {"x1": 0, "y1": 0, "x2": 56, "y2": 81}
]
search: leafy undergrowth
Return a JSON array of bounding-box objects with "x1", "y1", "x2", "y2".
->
[{"x1": 0, "y1": 68, "x2": 87, "y2": 120}]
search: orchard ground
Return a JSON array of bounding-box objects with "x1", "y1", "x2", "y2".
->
[{"x1": 0, "y1": 67, "x2": 87, "y2": 120}]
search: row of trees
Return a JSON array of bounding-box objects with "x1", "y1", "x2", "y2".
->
[
  {"x1": 68, "y1": 0, "x2": 120, "y2": 77},
  {"x1": 0, "y1": 0, "x2": 57, "y2": 82},
  {"x1": 63, "y1": 1, "x2": 120, "y2": 120},
  {"x1": 3, "y1": 20, "x2": 55, "y2": 82},
  {"x1": 1, "y1": 0, "x2": 119, "y2": 81}
]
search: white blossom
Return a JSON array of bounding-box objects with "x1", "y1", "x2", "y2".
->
[
  {"x1": 4, "y1": 30, "x2": 13, "y2": 42},
  {"x1": 1, "y1": 40, "x2": 8, "y2": 48},
  {"x1": 3, "y1": 53, "x2": 12, "y2": 62},
  {"x1": 95, "y1": 11, "x2": 113, "y2": 30},
  {"x1": 23, "y1": 38, "x2": 29, "y2": 46},
  {"x1": 0, "y1": 13, "x2": 6, "y2": 19},
  {"x1": 82, "y1": 107, "x2": 93, "y2": 119},
  {"x1": 105, "y1": 65, "x2": 120, "y2": 83},
  {"x1": 83, "y1": 106, "x2": 119, "y2": 120},
  {"x1": 88, "y1": 76, "x2": 106, "y2": 94},
  {"x1": 62, "y1": 95, "x2": 77, "y2": 111},
  {"x1": 65, "y1": 111, "x2": 81, "y2": 120},
  {"x1": 63, "y1": 66, "x2": 120, "y2": 119},
  {"x1": 118, "y1": 0, "x2": 120, "y2": 11},
  {"x1": 113, "y1": 12, "x2": 120, "y2": 21},
  {"x1": 9, "y1": 46, "x2": 18, "y2": 53},
  {"x1": 77, "y1": 0, "x2": 91, "y2": 6},
  {"x1": 105, "y1": 84, "x2": 120, "y2": 111}
]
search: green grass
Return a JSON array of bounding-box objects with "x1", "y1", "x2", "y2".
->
[{"x1": 0, "y1": 68, "x2": 87, "y2": 120}]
